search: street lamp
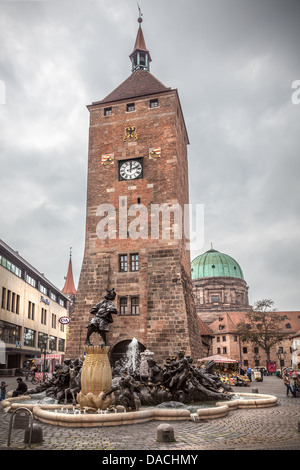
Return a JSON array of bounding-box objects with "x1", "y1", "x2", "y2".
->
[{"x1": 276, "y1": 347, "x2": 287, "y2": 375}]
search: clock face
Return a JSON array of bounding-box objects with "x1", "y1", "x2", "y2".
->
[{"x1": 119, "y1": 159, "x2": 143, "y2": 181}]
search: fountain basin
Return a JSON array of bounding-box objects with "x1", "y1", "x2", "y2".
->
[
  {"x1": 1, "y1": 392, "x2": 277, "y2": 427},
  {"x1": 32, "y1": 406, "x2": 190, "y2": 427}
]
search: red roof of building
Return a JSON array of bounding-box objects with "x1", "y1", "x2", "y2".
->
[
  {"x1": 208, "y1": 311, "x2": 300, "y2": 336},
  {"x1": 62, "y1": 257, "x2": 77, "y2": 295},
  {"x1": 198, "y1": 316, "x2": 214, "y2": 337},
  {"x1": 93, "y1": 70, "x2": 171, "y2": 105}
]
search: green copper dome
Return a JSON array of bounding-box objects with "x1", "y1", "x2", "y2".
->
[{"x1": 191, "y1": 249, "x2": 244, "y2": 280}]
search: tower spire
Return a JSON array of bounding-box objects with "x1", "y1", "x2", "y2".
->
[
  {"x1": 129, "y1": 7, "x2": 151, "y2": 72},
  {"x1": 62, "y1": 249, "x2": 77, "y2": 295}
]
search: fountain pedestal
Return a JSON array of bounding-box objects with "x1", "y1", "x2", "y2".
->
[{"x1": 76, "y1": 345, "x2": 114, "y2": 410}]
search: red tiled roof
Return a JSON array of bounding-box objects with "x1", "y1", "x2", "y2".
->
[
  {"x1": 93, "y1": 70, "x2": 171, "y2": 105},
  {"x1": 208, "y1": 310, "x2": 300, "y2": 336},
  {"x1": 198, "y1": 316, "x2": 214, "y2": 336},
  {"x1": 62, "y1": 258, "x2": 77, "y2": 295}
]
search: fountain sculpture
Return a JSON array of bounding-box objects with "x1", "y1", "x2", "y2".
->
[
  {"x1": 3, "y1": 287, "x2": 278, "y2": 426},
  {"x1": 27, "y1": 289, "x2": 232, "y2": 411},
  {"x1": 26, "y1": 288, "x2": 234, "y2": 411}
]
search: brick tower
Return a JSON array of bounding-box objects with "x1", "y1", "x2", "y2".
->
[{"x1": 65, "y1": 15, "x2": 204, "y2": 364}]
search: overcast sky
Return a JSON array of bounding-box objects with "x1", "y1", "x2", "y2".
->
[{"x1": 0, "y1": 0, "x2": 299, "y2": 311}]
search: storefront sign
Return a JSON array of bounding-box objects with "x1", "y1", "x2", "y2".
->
[
  {"x1": 41, "y1": 353, "x2": 61, "y2": 360},
  {"x1": 41, "y1": 296, "x2": 50, "y2": 305},
  {"x1": 59, "y1": 316, "x2": 70, "y2": 324}
]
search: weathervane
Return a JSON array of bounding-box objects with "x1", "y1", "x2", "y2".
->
[{"x1": 137, "y1": 3, "x2": 143, "y2": 24}]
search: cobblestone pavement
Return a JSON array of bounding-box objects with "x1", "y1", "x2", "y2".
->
[{"x1": 0, "y1": 375, "x2": 299, "y2": 451}]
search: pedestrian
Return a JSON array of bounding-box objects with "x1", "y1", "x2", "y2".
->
[
  {"x1": 283, "y1": 372, "x2": 292, "y2": 396},
  {"x1": 247, "y1": 366, "x2": 252, "y2": 382},
  {"x1": 12, "y1": 377, "x2": 28, "y2": 397},
  {"x1": 260, "y1": 368, "x2": 264, "y2": 382},
  {"x1": 0, "y1": 381, "x2": 8, "y2": 401},
  {"x1": 290, "y1": 373, "x2": 299, "y2": 398}
]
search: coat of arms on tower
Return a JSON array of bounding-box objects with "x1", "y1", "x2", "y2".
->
[
  {"x1": 101, "y1": 154, "x2": 114, "y2": 165},
  {"x1": 149, "y1": 147, "x2": 161, "y2": 159},
  {"x1": 123, "y1": 126, "x2": 138, "y2": 142}
]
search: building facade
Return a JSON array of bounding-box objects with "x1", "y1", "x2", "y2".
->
[
  {"x1": 65, "y1": 17, "x2": 205, "y2": 364},
  {"x1": 0, "y1": 239, "x2": 69, "y2": 372},
  {"x1": 191, "y1": 247, "x2": 300, "y2": 370},
  {"x1": 208, "y1": 310, "x2": 300, "y2": 371}
]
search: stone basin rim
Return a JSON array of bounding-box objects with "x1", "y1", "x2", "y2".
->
[{"x1": 1, "y1": 392, "x2": 278, "y2": 427}]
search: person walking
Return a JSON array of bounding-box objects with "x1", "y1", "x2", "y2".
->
[
  {"x1": 247, "y1": 366, "x2": 252, "y2": 382},
  {"x1": 290, "y1": 373, "x2": 299, "y2": 398},
  {"x1": 283, "y1": 372, "x2": 293, "y2": 396}
]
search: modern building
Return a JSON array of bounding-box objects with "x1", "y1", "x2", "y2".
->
[
  {"x1": 65, "y1": 15, "x2": 206, "y2": 364},
  {"x1": 0, "y1": 239, "x2": 69, "y2": 373}
]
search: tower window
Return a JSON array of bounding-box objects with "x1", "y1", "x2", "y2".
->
[
  {"x1": 104, "y1": 107, "x2": 112, "y2": 116},
  {"x1": 131, "y1": 297, "x2": 139, "y2": 315},
  {"x1": 120, "y1": 297, "x2": 128, "y2": 315},
  {"x1": 126, "y1": 103, "x2": 135, "y2": 112},
  {"x1": 119, "y1": 254, "x2": 128, "y2": 272},
  {"x1": 211, "y1": 294, "x2": 220, "y2": 303},
  {"x1": 130, "y1": 254, "x2": 139, "y2": 272},
  {"x1": 150, "y1": 99, "x2": 158, "y2": 108}
]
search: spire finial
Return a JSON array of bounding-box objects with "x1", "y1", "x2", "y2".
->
[
  {"x1": 211, "y1": 242, "x2": 213, "y2": 250},
  {"x1": 70, "y1": 246, "x2": 72, "y2": 258},
  {"x1": 137, "y1": 3, "x2": 143, "y2": 26}
]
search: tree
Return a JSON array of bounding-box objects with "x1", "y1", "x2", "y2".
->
[{"x1": 236, "y1": 299, "x2": 290, "y2": 366}]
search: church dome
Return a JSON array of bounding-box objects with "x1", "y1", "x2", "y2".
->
[{"x1": 191, "y1": 249, "x2": 244, "y2": 280}]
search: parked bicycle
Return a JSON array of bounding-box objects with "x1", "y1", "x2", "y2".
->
[{"x1": 31, "y1": 374, "x2": 40, "y2": 385}]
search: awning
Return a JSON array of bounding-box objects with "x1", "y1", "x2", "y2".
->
[{"x1": 197, "y1": 354, "x2": 239, "y2": 363}]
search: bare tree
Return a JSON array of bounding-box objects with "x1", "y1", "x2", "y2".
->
[{"x1": 237, "y1": 299, "x2": 290, "y2": 367}]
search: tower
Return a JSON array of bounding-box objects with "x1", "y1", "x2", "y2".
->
[
  {"x1": 62, "y1": 248, "x2": 77, "y2": 318},
  {"x1": 65, "y1": 15, "x2": 203, "y2": 364}
]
